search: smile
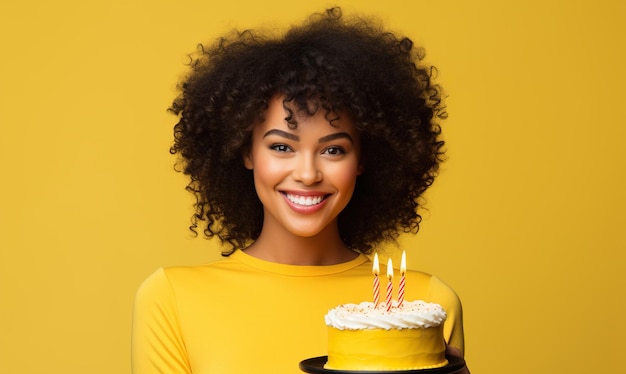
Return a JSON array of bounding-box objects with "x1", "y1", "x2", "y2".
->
[{"x1": 285, "y1": 193, "x2": 327, "y2": 206}]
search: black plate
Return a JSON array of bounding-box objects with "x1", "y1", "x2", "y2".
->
[{"x1": 299, "y1": 354, "x2": 465, "y2": 374}]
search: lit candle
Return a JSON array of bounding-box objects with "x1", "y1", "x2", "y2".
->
[
  {"x1": 372, "y1": 253, "x2": 380, "y2": 307},
  {"x1": 398, "y1": 251, "x2": 406, "y2": 307},
  {"x1": 386, "y1": 258, "x2": 394, "y2": 312}
]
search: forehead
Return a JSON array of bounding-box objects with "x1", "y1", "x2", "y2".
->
[{"x1": 258, "y1": 95, "x2": 358, "y2": 135}]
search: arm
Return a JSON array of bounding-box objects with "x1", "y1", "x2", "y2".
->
[
  {"x1": 428, "y1": 275, "x2": 465, "y2": 355},
  {"x1": 132, "y1": 268, "x2": 191, "y2": 374},
  {"x1": 428, "y1": 276, "x2": 469, "y2": 373}
]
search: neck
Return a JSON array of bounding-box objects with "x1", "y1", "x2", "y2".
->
[{"x1": 243, "y1": 220, "x2": 358, "y2": 266}]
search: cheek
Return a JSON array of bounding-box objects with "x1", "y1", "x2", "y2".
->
[
  {"x1": 255, "y1": 159, "x2": 285, "y2": 179},
  {"x1": 329, "y1": 163, "x2": 360, "y2": 192},
  {"x1": 251, "y1": 153, "x2": 289, "y2": 187}
]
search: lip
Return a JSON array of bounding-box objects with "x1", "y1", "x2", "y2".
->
[{"x1": 280, "y1": 191, "x2": 330, "y2": 214}]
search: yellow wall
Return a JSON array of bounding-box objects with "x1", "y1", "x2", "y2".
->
[{"x1": 1, "y1": 1, "x2": 624, "y2": 373}]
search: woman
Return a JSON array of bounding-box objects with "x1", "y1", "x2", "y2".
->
[{"x1": 132, "y1": 8, "x2": 468, "y2": 373}]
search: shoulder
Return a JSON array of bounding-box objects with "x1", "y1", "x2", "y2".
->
[
  {"x1": 135, "y1": 267, "x2": 171, "y2": 301},
  {"x1": 135, "y1": 259, "x2": 237, "y2": 299},
  {"x1": 427, "y1": 275, "x2": 461, "y2": 302},
  {"x1": 402, "y1": 269, "x2": 462, "y2": 314},
  {"x1": 405, "y1": 268, "x2": 436, "y2": 283}
]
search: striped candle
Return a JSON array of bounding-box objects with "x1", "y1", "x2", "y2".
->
[
  {"x1": 398, "y1": 251, "x2": 406, "y2": 307},
  {"x1": 372, "y1": 253, "x2": 380, "y2": 307},
  {"x1": 386, "y1": 258, "x2": 393, "y2": 312}
]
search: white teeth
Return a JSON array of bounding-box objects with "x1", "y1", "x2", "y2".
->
[{"x1": 286, "y1": 194, "x2": 324, "y2": 206}]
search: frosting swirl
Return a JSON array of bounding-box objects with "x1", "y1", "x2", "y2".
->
[{"x1": 324, "y1": 300, "x2": 447, "y2": 330}]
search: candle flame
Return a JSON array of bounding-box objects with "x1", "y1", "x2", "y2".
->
[
  {"x1": 401, "y1": 250, "x2": 406, "y2": 275},
  {"x1": 372, "y1": 253, "x2": 379, "y2": 276},
  {"x1": 387, "y1": 258, "x2": 394, "y2": 280}
]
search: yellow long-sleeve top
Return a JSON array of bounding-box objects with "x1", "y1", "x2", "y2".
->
[{"x1": 132, "y1": 250, "x2": 464, "y2": 374}]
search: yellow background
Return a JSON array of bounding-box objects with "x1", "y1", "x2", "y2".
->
[{"x1": 1, "y1": 0, "x2": 624, "y2": 373}]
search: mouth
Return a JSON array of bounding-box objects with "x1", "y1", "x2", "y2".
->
[{"x1": 283, "y1": 193, "x2": 329, "y2": 207}]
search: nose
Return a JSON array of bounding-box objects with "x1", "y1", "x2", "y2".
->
[{"x1": 293, "y1": 153, "x2": 322, "y2": 185}]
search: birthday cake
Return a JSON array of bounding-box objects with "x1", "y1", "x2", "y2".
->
[{"x1": 324, "y1": 300, "x2": 448, "y2": 371}]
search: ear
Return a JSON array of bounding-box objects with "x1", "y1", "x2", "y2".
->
[
  {"x1": 357, "y1": 163, "x2": 364, "y2": 175},
  {"x1": 243, "y1": 150, "x2": 253, "y2": 170}
]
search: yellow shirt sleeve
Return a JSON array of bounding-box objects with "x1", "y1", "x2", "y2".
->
[
  {"x1": 428, "y1": 275, "x2": 465, "y2": 355},
  {"x1": 132, "y1": 268, "x2": 191, "y2": 373}
]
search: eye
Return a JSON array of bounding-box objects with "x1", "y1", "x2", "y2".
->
[
  {"x1": 323, "y1": 146, "x2": 346, "y2": 155},
  {"x1": 270, "y1": 143, "x2": 292, "y2": 153}
]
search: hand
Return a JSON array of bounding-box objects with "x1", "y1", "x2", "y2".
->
[{"x1": 446, "y1": 345, "x2": 470, "y2": 374}]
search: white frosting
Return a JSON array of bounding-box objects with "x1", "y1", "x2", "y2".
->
[{"x1": 324, "y1": 300, "x2": 447, "y2": 330}]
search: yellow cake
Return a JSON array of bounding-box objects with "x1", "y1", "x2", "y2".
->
[{"x1": 324, "y1": 300, "x2": 448, "y2": 371}]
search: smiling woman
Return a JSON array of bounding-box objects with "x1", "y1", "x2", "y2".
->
[
  {"x1": 167, "y1": 8, "x2": 446, "y2": 257},
  {"x1": 243, "y1": 95, "x2": 362, "y2": 263},
  {"x1": 132, "y1": 7, "x2": 467, "y2": 374}
]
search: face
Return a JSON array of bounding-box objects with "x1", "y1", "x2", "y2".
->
[{"x1": 244, "y1": 96, "x2": 362, "y2": 239}]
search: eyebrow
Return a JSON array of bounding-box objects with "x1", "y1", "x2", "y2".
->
[
  {"x1": 263, "y1": 129, "x2": 353, "y2": 143},
  {"x1": 318, "y1": 132, "x2": 353, "y2": 144},
  {"x1": 263, "y1": 129, "x2": 299, "y2": 141}
]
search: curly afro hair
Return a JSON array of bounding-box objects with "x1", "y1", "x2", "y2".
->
[{"x1": 169, "y1": 8, "x2": 446, "y2": 255}]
